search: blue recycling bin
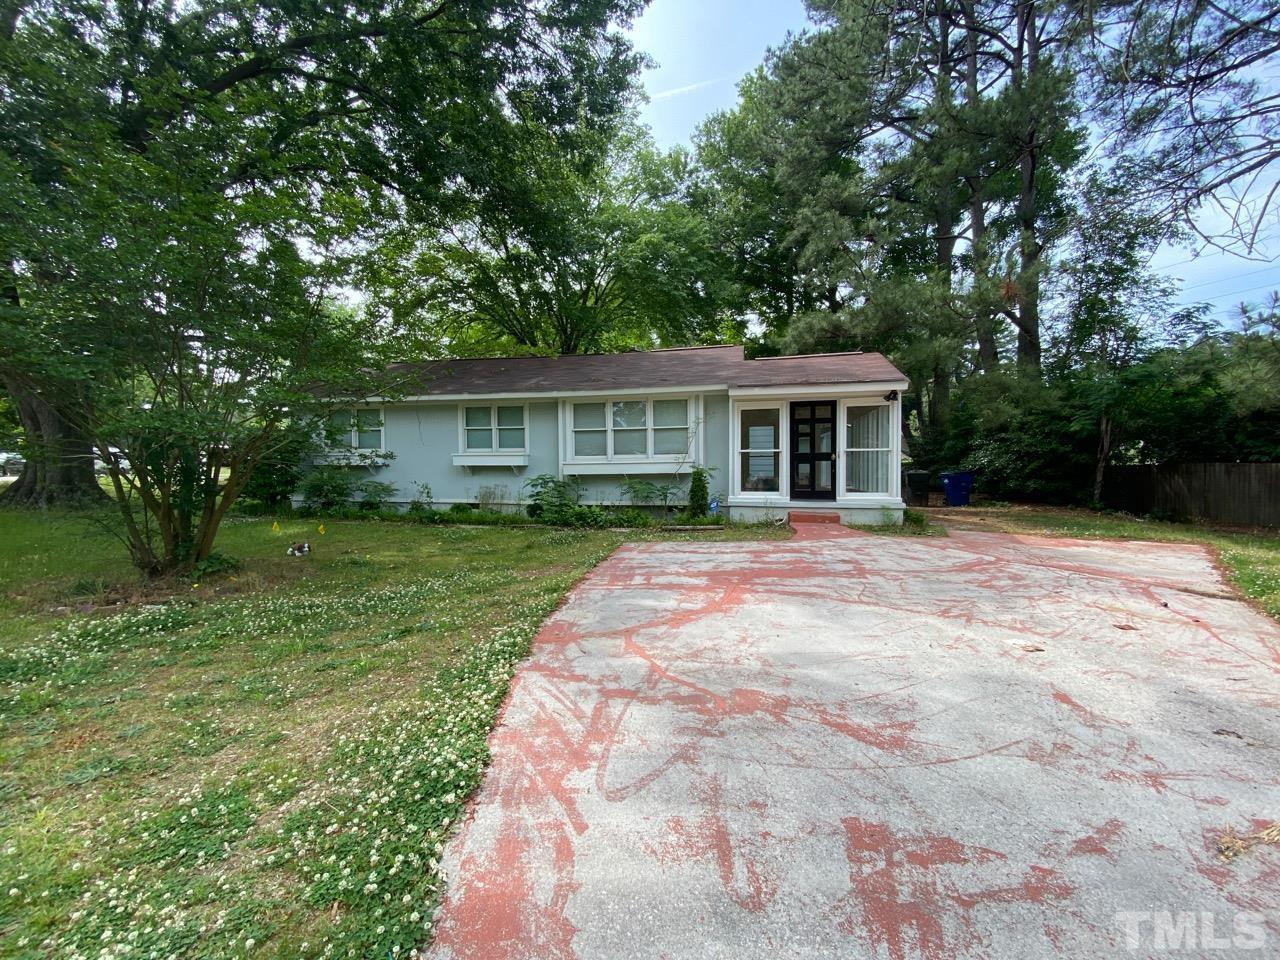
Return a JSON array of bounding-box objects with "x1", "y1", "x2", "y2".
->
[{"x1": 940, "y1": 470, "x2": 974, "y2": 507}]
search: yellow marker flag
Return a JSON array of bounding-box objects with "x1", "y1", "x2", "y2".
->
[
  {"x1": 271, "y1": 521, "x2": 281, "y2": 534},
  {"x1": 318, "y1": 523, "x2": 326, "y2": 535}
]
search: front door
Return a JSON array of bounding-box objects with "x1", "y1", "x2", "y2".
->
[{"x1": 790, "y1": 401, "x2": 836, "y2": 500}]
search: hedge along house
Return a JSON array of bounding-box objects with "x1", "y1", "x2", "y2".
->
[{"x1": 320, "y1": 345, "x2": 909, "y2": 523}]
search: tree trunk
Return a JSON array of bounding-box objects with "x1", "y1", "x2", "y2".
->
[
  {"x1": 964, "y1": 0, "x2": 999, "y2": 372},
  {"x1": 1092, "y1": 414, "x2": 1112, "y2": 506},
  {"x1": 1011, "y1": 0, "x2": 1043, "y2": 372},
  {"x1": 0, "y1": 383, "x2": 106, "y2": 507}
]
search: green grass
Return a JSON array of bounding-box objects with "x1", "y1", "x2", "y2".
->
[
  {"x1": 0, "y1": 510, "x2": 784, "y2": 960},
  {"x1": 848, "y1": 507, "x2": 946, "y2": 537},
  {"x1": 932, "y1": 503, "x2": 1280, "y2": 622}
]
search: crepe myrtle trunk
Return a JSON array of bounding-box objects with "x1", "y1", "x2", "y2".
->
[{"x1": 0, "y1": 382, "x2": 106, "y2": 507}]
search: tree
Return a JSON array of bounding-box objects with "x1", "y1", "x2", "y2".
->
[
  {"x1": 373, "y1": 124, "x2": 739, "y2": 356},
  {"x1": 0, "y1": 0, "x2": 642, "y2": 571},
  {"x1": 1076, "y1": 0, "x2": 1280, "y2": 251}
]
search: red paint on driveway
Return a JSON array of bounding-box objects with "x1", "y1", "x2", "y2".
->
[{"x1": 426, "y1": 529, "x2": 1280, "y2": 959}]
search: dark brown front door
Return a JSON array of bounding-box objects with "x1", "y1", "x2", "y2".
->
[{"x1": 790, "y1": 401, "x2": 836, "y2": 500}]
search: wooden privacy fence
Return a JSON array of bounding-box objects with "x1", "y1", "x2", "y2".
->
[{"x1": 1103, "y1": 462, "x2": 1280, "y2": 528}]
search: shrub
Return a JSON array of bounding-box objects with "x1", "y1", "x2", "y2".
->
[
  {"x1": 612, "y1": 507, "x2": 653, "y2": 528},
  {"x1": 524, "y1": 474, "x2": 584, "y2": 524},
  {"x1": 407, "y1": 482, "x2": 434, "y2": 514},
  {"x1": 355, "y1": 479, "x2": 397, "y2": 511},
  {"x1": 299, "y1": 466, "x2": 357, "y2": 510},
  {"x1": 619, "y1": 477, "x2": 659, "y2": 507},
  {"x1": 240, "y1": 431, "x2": 313, "y2": 510},
  {"x1": 566, "y1": 506, "x2": 610, "y2": 528},
  {"x1": 193, "y1": 552, "x2": 241, "y2": 579},
  {"x1": 687, "y1": 467, "x2": 710, "y2": 517},
  {"x1": 448, "y1": 502, "x2": 473, "y2": 515}
]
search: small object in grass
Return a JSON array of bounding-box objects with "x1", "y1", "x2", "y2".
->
[
  {"x1": 1113, "y1": 623, "x2": 1138, "y2": 631},
  {"x1": 1160, "y1": 601, "x2": 1168, "y2": 607},
  {"x1": 1213, "y1": 728, "x2": 1244, "y2": 739},
  {"x1": 1021, "y1": 644, "x2": 1045, "y2": 652},
  {"x1": 287, "y1": 542, "x2": 311, "y2": 557},
  {"x1": 271, "y1": 520, "x2": 280, "y2": 534},
  {"x1": 1215, "y1": 822, "x2": 1280, "y2": 862}
]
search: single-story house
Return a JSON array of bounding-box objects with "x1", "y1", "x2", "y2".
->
[{"x1": 319, "y1": 345, "x2": 909, "y2": 523}]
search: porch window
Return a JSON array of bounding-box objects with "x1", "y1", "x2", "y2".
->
[
  {"x1": 739, "y1": 408, "x2": 781, "y2": 492},
  {"x1": 844, "y1": 404, "x2": 891, "y2": 493},
  {"x1": 328, "y1": 408, "x2": 383, "y2": 451},
  {"x1": 464, "y1": 404, "x2": 526, "y2": 452},
  {"x1": 570, "y1": 397, "x2": 690, "y2": 460}
]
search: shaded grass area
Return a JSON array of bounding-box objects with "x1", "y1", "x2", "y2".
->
[
  {"x1": 849, "y1": 507, "x2": 947, "y2": 537},
  {"x1": 931, "y1": 503, "x2": 1280, "y2": 622},
  {"x1": 0, "y1": 512, "x2": 783, "y2": 959}
]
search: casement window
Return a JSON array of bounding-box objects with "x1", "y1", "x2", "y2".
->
[
  {"x1": 844, "y1": 403, "x2": 892, "y2": 494},
  {"x1": 463, "y1": 404, "x2": 527, "y2": 452},
  {"x1": 738, "y1": 407, "x2": 781, "y2": 492},
  {"x1": 569, "y1": 397, "x2": 691, "y2": 460},
  {"x1": 328, "y1": 408, "x2": 383, "y2": 451}
]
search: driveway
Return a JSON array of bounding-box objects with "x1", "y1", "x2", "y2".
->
[{"x1": 427, "y1": 526, "x2": 1280, "y2": 959}]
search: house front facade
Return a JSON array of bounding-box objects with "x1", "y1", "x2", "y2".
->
[{"x1": 322, "y1": 345, "x2": 909, "y2": 523}]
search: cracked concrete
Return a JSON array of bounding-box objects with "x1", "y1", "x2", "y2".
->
[{"x1": 426, "y1": 527, "x2": 1280, "y2": 959}]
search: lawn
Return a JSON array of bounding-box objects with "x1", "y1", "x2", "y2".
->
[
  {"x1": 0, "y1": 511, "x2": 782, "y2": 960},
  {"x1": 929, "y1": 502, "x2": 1280, "y2": 621}
]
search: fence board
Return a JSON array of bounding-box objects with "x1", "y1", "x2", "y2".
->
[{"x1": 1103, "y1": 462, "x2": 1280, "y2": 528}]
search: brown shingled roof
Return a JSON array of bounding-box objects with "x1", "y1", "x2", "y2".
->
[{"x1": 386, "y1": 345, "x2": 905, "y2": 396}]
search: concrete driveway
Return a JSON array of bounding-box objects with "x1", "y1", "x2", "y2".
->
[{"x1": 427, "y1": 526, "x2": 1280, "y2": 959}]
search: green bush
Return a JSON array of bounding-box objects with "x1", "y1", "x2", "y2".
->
[
  {"x1": 566, "y1": 506, "x2": 610, "y2": 528},
  {"x1": 687, "y1": 467, "x2": 710, "y2": 517},
  {"x1": 612, "y1": 507, "x2": 654, "y2": 528},
  {"x1": 240, "y1": 431, "x2": 314, "y2": 510},
  {"x1": 355, "y1": 479, "x2": 397, "y2": 511},
  {"x1": 299, "y1": 466, "x2": 358, "y2": 510},
  {"x1": 524, "y1": 474, "x2": 584, "y2": 524},
  {"x1": 448, "y1": 501, "x2": 473, "y2": 515},
  {"x1": 193, "y1": 552, "x2": 241, "y2": 579}
]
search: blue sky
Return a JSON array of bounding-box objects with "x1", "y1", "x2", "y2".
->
[{"x1": 628, "y1": 0, "x2": 1279, "y2": 327}]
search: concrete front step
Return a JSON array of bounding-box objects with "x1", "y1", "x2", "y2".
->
[{"x1": 787, "y1": 510, "x2": 843, "y2": 525}]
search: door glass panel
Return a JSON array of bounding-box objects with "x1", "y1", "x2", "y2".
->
[
  {"x1": 817, "y1": 423, "x2": 833, "y2": 453},
  {"x1": 796, "y1": 462, "x2": 811, "y2": 489},
  {"x1": 815, "y1": 403, "x2": 833, "y2": 419},
  {"x1": 816, "y1": 460, "x2": 833, "y2": 491},
  {"x1": 741, "y1": 452, "x2": 780, "y2": 491},
  {"x1": 794, "y1": 404, "x2": 811, "y2": 419}
]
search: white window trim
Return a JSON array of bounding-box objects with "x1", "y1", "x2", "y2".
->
[
  {"x1": 729, "y1": 395, "x2": 903, "y2": 504},
  {"x1": 731, "y1": 400, "x2": 787, "y2": 500},
  {"x1": 562, "y1": 395, "x2": 695, "y2": 464},
  {"x1": 457, "y1": 402, "x2": 529, "y2": 454},
  {"x1": 837, "y1": 397, "x2": 901, "y2": 501},
  {"x1": 325, "y1": 405, "x2": 385, "y2": 454}
]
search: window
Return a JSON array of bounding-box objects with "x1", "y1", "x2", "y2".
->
[
  {"x1": 328, "y1": 408, "x2": 383, "y2": 451},
  {"x1": 844, "y1": 404, "x2": 891, "y2": 493},
  {"x1": 463, "y1": 404, "x2": 526, "y2": 452},
  {"x1": 739, "y1": 407, "x2": 781, "y2": 492},
  {"x1": 570, "y1": 397, "x2": 690, "y2": 460}
]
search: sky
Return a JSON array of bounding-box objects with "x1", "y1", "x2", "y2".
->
[{"x1": 628, "y1": 0, "x2": 1279, "y2": 327}]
